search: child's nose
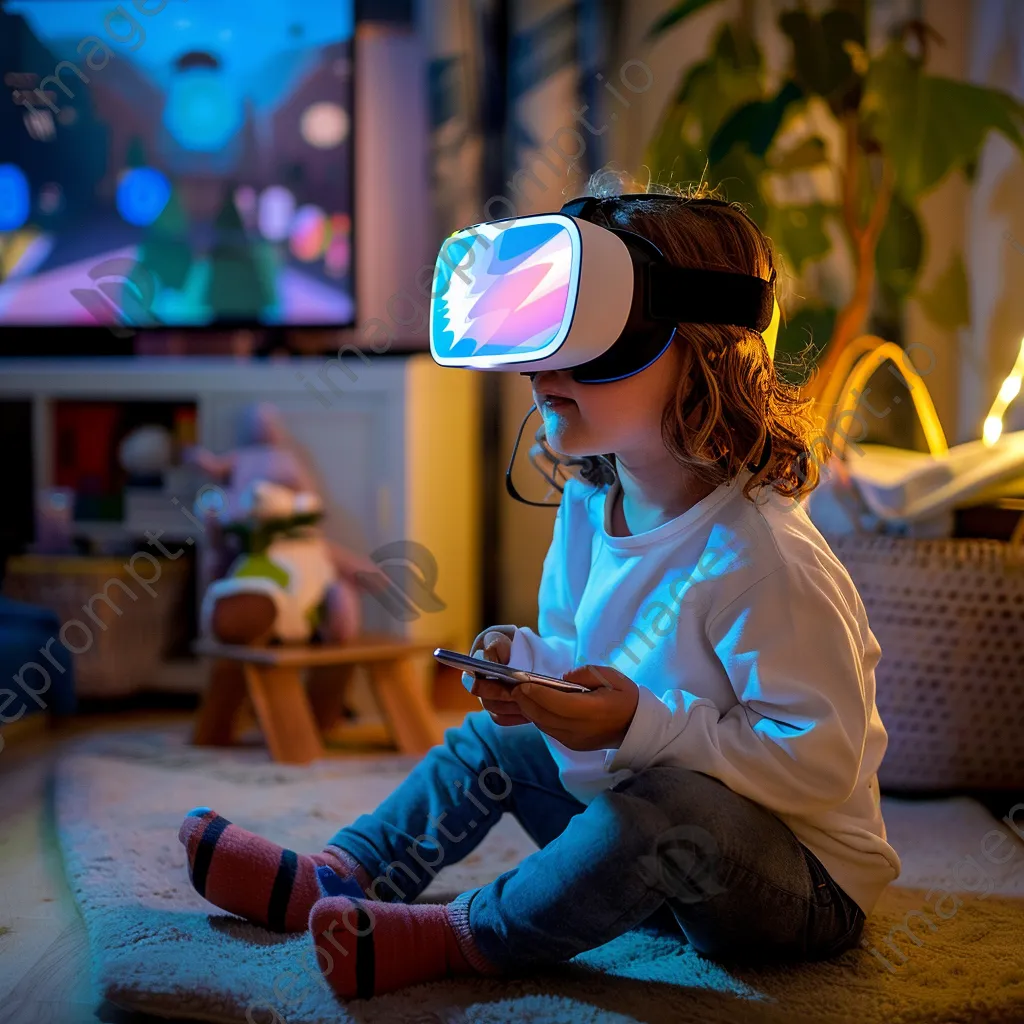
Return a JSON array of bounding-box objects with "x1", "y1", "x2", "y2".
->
[{"x1": 530, "y1": 370, "x2": 569, "y2": 391}]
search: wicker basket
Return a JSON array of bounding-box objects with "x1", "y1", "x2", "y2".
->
[
  {"x1": 825, "y1": 533, "x2": 1024, "y2": 790},
  {"x1": 820, "y1": 338, "x2": 1024, "y2": 790},
  {"x1": 3, "y1": 554, "x2": 189, "y2": 698}
]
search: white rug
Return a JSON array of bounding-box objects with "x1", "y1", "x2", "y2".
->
[{"x1": 54, "y1": 727, "x2": 1024, "y2": 1024}]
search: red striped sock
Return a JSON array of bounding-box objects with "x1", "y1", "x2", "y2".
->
[
  {"x1": 310, "y1": 894, "x2": 493, "y2": 999},
  {"x1": 178, "y1": 807, "x2": 371, "y2": 932}
]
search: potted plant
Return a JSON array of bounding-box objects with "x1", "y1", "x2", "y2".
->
[{"x1": 646, "y1": 0, "x2": 1024, "y2": 427}]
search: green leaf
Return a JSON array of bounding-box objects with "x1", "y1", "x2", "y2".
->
[
  {"x1": 647, "y1": 132, "x2": 712, "y2": 190},
  {"x1": 765, "y1": 203, "x2": 836, "y2": 274},
  {"x1": 774, "y1": 303, "x2": 837, "y2": 384},
  {"x1": 646, "y1": 101, "x2": 692, "y2": 185},
  {"x1": 711, "y1": 19, "x2": 761, "y2": 71},
  {"x1": 875, "y1": 192, "x2": 923, "y2": 297},
  {"x1": 706, "y1": 146, "x2": 769, "y2": 221},
  {"x1": 769, "y1": 135, "x2": 828, "y2": 172},
  {"x1": 646, "y1": 24, "x2": 764, "y2": 186},
  {"x1": 686, "y1": 60, "x2": 762, "y2": 128},
  {"x1": 647, "y1": 0, "x2": 725, "y2": 40},
  {"x1": 864, "y1": 43, "x2": 1024, "y2": 201},
  {"x1": 779, "y1": 7, "x2": 863, "y2": 102},
  {"x1": 708, "y1": 80, "x2": 803, "y2": 163},
  {"x1": 917, "y1": 252, "x2": 971, "y2": 329}
]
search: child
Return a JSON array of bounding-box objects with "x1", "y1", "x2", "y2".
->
[{"x1": 179, "y1": 181, "x2": 900, "y2": 1000}]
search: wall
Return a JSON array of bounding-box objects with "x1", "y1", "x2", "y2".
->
[{"x1": 354, "y1": 22, "x2": 433, "y2": 349}]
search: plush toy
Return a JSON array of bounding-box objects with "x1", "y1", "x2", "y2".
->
[{"x1": 186, "y1": 403, "x2": 381, "y2": 646}]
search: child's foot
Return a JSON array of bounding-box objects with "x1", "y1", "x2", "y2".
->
[
  {"x1": 309, "y1": 880, "x2": 494, "y2": 998},
  {"x1": 178, "y1": 807, "x2": 370, "y2": 932}
]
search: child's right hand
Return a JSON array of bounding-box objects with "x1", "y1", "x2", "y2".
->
[{"x1": 465, "y1": 626, "x2": 530, "y2": 727}]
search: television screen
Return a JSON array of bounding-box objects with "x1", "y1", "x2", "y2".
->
[{"x1": 0, "y1": 0, "x2": 354, "y2": 328}]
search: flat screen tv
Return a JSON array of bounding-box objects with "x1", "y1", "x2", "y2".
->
[{"x1": 0, "y1": 0, "x2": 355, "y2": 330}]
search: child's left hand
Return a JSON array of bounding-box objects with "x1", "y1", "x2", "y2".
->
[{"x1": 510, "y1": 665, "x2": 640, "y2": 751}]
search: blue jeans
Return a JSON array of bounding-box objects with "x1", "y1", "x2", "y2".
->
[{"x1": 329, "y1": 712, "x2": 865, "y2": 969}]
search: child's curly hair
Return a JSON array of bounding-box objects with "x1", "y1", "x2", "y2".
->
[{"x1": 563, "y1": 172, "x2": 828, "y2": 505}]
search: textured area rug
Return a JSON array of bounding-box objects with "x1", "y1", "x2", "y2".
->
[{"x1": 55, "y1": 727, "x2": 1024, "y2": 1024}]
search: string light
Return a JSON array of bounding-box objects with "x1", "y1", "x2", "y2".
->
[
  {"x1": 831, "y1": 339, "x2": 948, "y2": 458},
  {"x1": 982, "y1": 335, "x2": 1024, "y2": 446}
]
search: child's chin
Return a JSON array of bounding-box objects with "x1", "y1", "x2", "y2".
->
[{"x1": 546, "y1": 429, "x2": 602, "y2": 461}]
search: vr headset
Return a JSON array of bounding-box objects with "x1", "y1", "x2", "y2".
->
[{"x1": 429, "y1": 194, "x2": 781, "y2": 384}]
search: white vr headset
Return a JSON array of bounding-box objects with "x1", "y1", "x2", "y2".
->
[{"x1": 429, "y1": 194, "x2": 781, "y2": 384}]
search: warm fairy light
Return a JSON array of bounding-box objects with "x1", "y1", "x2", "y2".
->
[
  {"x1": 832, "y1": 340, "x2": 949, "y2": 457},
  {"x1": 982, "y1": 336, "x2": 1024, "y2": 447},
  {"x1": 983, "y1": 415, "x2": 1003, "y2": 446},
  {"x1": 998, "y1": 375, "x2": 1022, "y2": 403}
]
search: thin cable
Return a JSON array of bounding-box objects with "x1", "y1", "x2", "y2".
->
[{"x1": 506, "y1": 405, "x2": 563, "y2": 507}]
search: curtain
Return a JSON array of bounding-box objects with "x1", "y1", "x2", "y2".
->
[{"x1": 962, "y1": 0, "x2": 1024, "y2": 441}]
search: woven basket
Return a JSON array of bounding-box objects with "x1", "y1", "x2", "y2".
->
[
  {"x1": 3, "y1": 555, "x2": 189, "y2": 698},
  {"x1": 825, "y1": 533, "x2": 1024, "y2": 790},
  {"x1": 821, "y1": 338, "x2": 1024, "y2": 791}
]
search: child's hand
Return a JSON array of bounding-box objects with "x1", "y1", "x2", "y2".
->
[
  {"x1": 464, "y1": 627, "x2": 529, "y2": 727},
  {"x1": 468, "y1": 625, "x2": 516, "y2": 662},
  {"x1": 509, "y1": 664, "x2": 640, "y2": 750}
]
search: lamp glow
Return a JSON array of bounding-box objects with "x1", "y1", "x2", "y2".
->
[
  {"x1": 982, "y1": 336, "x2": 1024, "y2": 447},
  {"x1": 998, "y1": 375, "x2": 1022, "y2": 403}
]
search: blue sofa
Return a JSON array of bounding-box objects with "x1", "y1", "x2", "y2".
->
[{"x1": 0, "y1": 595, "x2": 76, "y2": 726}]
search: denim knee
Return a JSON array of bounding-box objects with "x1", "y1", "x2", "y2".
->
[
  {"x1": 610, "y1": 766, "x2": 726, "y2": 818},
  {"x1": 611, "y1": 766, "x2": 753, "y2": 847},
  {"x1": 607, "y1": 768, "x2": 734, "y2": 900},
  {"x1": 582, "y1": 780, "x2": 676, "y2": 861}
]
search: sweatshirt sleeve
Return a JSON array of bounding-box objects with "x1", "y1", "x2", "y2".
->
[
  {"x1": 606, "y1": 562, "x2": 872, "y2": 817},
  {"x1": 506, "y1": 490, "x2": 579, "y2": 680}
]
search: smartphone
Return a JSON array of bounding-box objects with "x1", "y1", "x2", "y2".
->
[{"x1": 433, "y1": 648, "x2": 592, "y2": 694}]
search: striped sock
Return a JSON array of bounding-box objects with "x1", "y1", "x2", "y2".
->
[
  {"x1": 178, "y1": 807, "x2": 371, "y2": 932},
  {"x1": 309, "y1": 889, "x2": 492, "y2": 999}
]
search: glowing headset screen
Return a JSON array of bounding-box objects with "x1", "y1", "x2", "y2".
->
[{"x1": 432, "y1": 220, "x2": 575, "y2": 360}]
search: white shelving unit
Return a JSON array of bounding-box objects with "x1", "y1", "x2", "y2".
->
[{"x1": 0, "y1": 355, "x2": 482, "y2": 691}]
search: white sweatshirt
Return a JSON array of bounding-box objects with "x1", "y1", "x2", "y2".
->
[{"x1": 507, "y1": 470, "x2": 901, "y2": 916}]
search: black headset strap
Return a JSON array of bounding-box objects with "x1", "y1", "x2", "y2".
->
[
  {"x1": 649, "y1": 264, "x2": 775, "y2": 332},
  {"x1": 559, "y1": 195, "x2": 775, "y2": 332}
]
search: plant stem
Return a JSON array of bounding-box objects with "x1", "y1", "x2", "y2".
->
[{"x1": 804, "y1": 148, "x2": 895, "y2": 428}]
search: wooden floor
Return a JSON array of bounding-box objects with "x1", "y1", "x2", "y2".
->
[
  {"x1": 0, "y1": 712, "x2": 198, "y2": 1024},
  {"x1": 0, "y1": 693, "x2": 475, "y2": 1024}
]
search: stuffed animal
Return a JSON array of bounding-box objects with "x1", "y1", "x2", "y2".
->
[{"x1": 186, "y1": 403, "x2": 381, "y2": 646}]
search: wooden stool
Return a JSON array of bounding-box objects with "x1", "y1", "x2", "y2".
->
[{"x1": 192, "y1": 635, "x2": 446, "y2": 764}]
